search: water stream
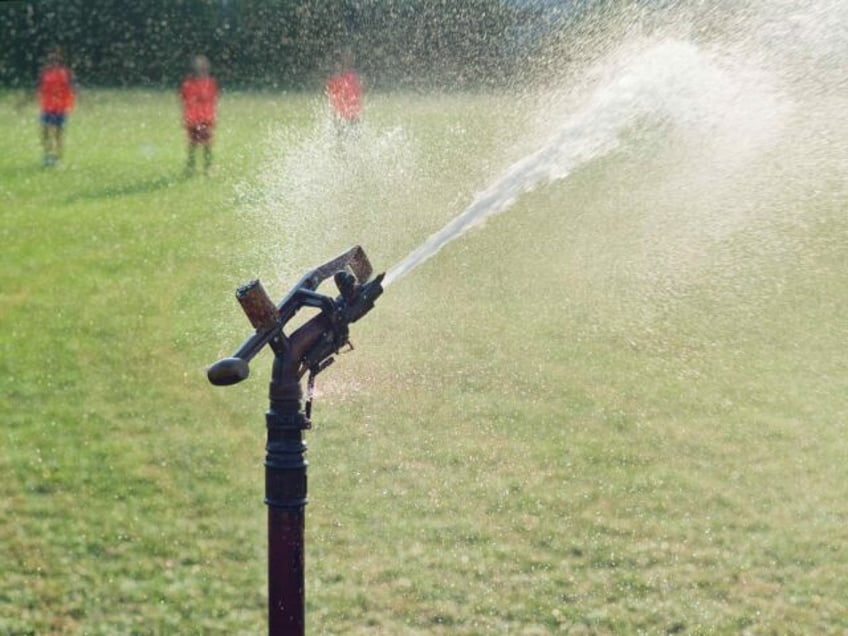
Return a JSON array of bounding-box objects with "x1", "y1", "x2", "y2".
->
[
  {"x1": 384, "y1": 36, "x2": 789, "y2": 287},
  {"x1": 243, "y1": 0, "x2": 846, "y2": 303}
]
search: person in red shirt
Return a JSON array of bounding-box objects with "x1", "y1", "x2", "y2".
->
[
  {"x1": 180, "y1": 55, "x2": 219, "y2": 175},
  {"x1": 325, "y1": 49, "x2": 363, "y2": 132},
  {"x1": 37, "y1": 48, "x2": 75, "y2": 167}
]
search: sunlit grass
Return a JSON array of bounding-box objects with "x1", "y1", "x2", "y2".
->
[{"x1": 2, "y1": 87, "x2": 848, "y2": 634}]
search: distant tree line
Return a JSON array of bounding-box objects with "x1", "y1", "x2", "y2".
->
[{"x1": 0, "y1": 0, "x2": 575, "y2": 90}]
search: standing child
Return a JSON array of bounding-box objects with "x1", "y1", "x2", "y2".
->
[
  {"x1": 37, "y1": 48, "x2": 75, "y2": 167},
  {"x1": 180, "y1": 55, "x2": 218, "y2": 175},
  {"x1": 325, "y1": 49, "x2": 363, "y2": 131}
]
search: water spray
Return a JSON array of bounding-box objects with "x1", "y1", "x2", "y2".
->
[{"x1": 207, "y1": 245, "x2": 383, "y2": 635}]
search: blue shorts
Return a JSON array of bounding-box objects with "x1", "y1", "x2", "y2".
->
[{"x1": 41, "y1": 112, "x2": 67, "y2": 127}]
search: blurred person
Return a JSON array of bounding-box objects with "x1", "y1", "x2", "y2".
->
[
  {"x1": 37, "y1": 48, "x2": 76, "y2": 167},
  {"x1": 180, "y1": 55, "x2": 219, "y2": 175},
  {"x1": 325, "y1": 49, "x2": 363, "y2": 132}
]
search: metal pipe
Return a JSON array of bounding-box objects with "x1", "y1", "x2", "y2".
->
[
  {"x1": 265, "y1": 359, "x2": 308, "y2": 635},
  {"x1": 262, "y1": 313, "x2": 331, "y2": 635}
]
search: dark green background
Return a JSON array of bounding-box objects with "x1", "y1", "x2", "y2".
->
[{"x1": 0, "y1": 0, "x2": 579, "y2": 89}]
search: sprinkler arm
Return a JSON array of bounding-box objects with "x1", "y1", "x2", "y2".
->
[{"x1": 207, "y1": 245, "x2": 383, "y2": 386}]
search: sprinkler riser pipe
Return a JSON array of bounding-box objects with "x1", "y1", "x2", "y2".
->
[
  {"x1": 263, "y1": 355, "x2": 310, "y2": 636},
  {"x1": 264, "y1": 407, "x2": 309, "y2": 510},
  {"x1": 268, "y1": 509, "x2": 305, "y2": 635}
]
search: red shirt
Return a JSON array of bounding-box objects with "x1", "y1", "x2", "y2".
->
[
  {"x1": 326, "y1": 70, "x2": 363, "y2": 121},
  {"x1": 38, "y1": 65, "x2": 74, "y2": 114},
  {"x1": 180, "y1": 75, "x2": 218, "y2": 126}
]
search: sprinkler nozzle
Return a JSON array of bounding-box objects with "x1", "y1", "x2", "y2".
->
[{"x1": 342, "y1": 272, "x2": 384, "y2": 324}]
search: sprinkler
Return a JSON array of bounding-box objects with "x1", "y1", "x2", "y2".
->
[{"x1": 207, "y1": 245, "x2": 383, "y2": 635}]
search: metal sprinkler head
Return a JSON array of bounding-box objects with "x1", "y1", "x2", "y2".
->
[
  {"x1": 207, "y1": 246, "x2": 384, "y2": 635},
  {"x1": 207, "y1": 245, "x2": 383, "y2": 387}
]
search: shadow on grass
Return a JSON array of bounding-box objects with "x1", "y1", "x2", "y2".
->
[
  {"x1": 65, "y1": 173, "x2": 187, "y2": 203},
  {"x1": 0, "y1": 162, "x2": 51, "y2": 181}
]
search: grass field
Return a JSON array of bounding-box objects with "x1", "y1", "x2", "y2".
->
[{"x1": 2, "y1": 85, "x2": 848, "y2": 635}]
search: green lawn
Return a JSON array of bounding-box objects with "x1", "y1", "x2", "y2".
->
[{"x1": 2, "y1": 87, "x2": 847, "y2": 634}]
